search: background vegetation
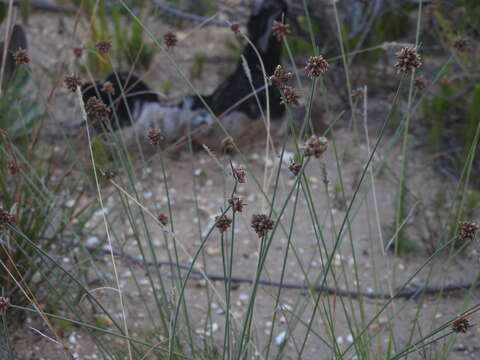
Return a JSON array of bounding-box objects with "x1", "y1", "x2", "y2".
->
[{"x1": 0, "y1": 0, "x2": 479, "y2": 359}]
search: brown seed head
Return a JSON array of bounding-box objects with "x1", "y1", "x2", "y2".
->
[
  {"x1": 101, "y1": 81, "x2": 115, "y2": 95},
  {"x1": 232, "y1": 167, "x2": 246, "y2": 183},
  {"x1": 352, "y1": 87, "x2": 364, "y2": 99},
  {"x1": 0, "y1": 208, "x2": 15, "y2": 232},
  {"x1": 7, "y1": 160, "x2": 19, "y2": 175},
  {"x1": 228, "y1": 197, "x2": 245, "y2": 213},
  {"x1": 272, "y1": 20, "x2": 291, "y2": 40},
  {"x1": 104, "y1": 169, "x2": 115, "y2": 181},
  {"x1": 164, "y1": 32, "x2": 178, "y2": 49},
  {"x1": 13, "y1": 48, "x2": 29, "y2": 65},
  {"x1": 73, "y1": 46, "x2": 83, "y2": 58},
  {"x1": 303, "y1": 135, "x2": 328, "y2": 158},
  {"x1": 157, "y1": 213, "x2": 169, "y2": 226},
  {"x1": 216, "y1": 215, "x2": 232, "y2": 233},
  {"x1": 230, "y1": 23, "x2": 241, "y2": 34},
  {"x1": 85, "y1": 96, "x2": 110, "y2": 121},
  {"x1": 281, "y1": 86, "x2": 300, "y2": 106},
  {"x1": 414, "y1": 76, "x2": 427, "y2": 90},
  {"x1": 64, "y1": 75, "x2": 83, "y2": 93},
  {"x1": 394, "y1": 47, "x2": 422, "y2": 73},
  {"x1": 251, "y1": 214, "x2": 274, "y2": 238},
  {"x1": 268, "y1": 65, "x2": 292, "y2": 89},
  {"x1": 305, "y1": 56, "x2": 329, "y2": 78},
  {"x1": 453, "y1": 37, "x2": 471, "y2": 53},
  {"x1": 452, "y1": 317, "x2": 470, "y2": 333},
  {"x1": 147, "y1": 128, "x2": 165, "y2": 145},
  {"x1": 96, "y1": 40, "x2": 112, "y2": 53},
  {"x1": 0, "y1": 297, "x2": 10, "y2": 314},
  {"x1": 288, "y1": 161, "x2": 301, "y2": 176},
  {"x1": 458, "y1": 221, "x2": 479, "y2": 242}
]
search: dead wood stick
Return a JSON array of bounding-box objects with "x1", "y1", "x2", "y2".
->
[{"x1": 66, "y1": 239, "x2": 480, "y2": 300}]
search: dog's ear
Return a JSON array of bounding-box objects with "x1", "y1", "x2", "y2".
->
[
  {"x1": 1, "y1": 24, "x2": 28, "y2": 87},
  {"x1": 9, "y1": 25, "x2": 27, "y2": 54}
]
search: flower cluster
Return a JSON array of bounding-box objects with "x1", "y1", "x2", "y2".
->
[
  {"x1": 216, "y1": 215, "x2": 232, "y2": 233},
  {"x1": 228, "y1": 197, "x2": 245, "y2": 213},
  {"x1": 268, "y1": 65, "x2": 300, "y2": 106},
  {"x1": 0, "y1": 297, "x2": 10, "y2": 314},
  {"x1": 453, "y1": 37, "x2": 471, "y2": 53},
  {"x1": 14, "y1": 48, "x2": 30, "y2": 65},
  {"x1": 147, "y1": 128, "x2": 165, "y2": 145},
  {"x1": 232, "y1": 167, "x2": 246, "y2": 183},
  {"x1": 64, "y1": 75, "x2": 83, "y2": 93},
  {"x1": 303, "y1": 135, "x2": 328, "y2": 158},
  {"x1": 305, "y1": 56, "x2": 329, "y2": 78},
  {"x1": 452, "y1": 317, "x2": 470, "y2": 334},
  {"x1": 164, "y1": 32, "x2": 178, "y2": 49},
  {"x1": 458, "y1": 221, "x2": 479, "y2": 242},
  {"x1": 158, "y1": 213, "x2": 169, "y2": 226},
  {"x1": 272, "y1": 20, "x2": 291, "y2": 40},
  {"x1": 394, "y1": 47, "x2": 422, "y2": 73},
  {"x1": 0, "y1": 208, "x2": 15, "y2": 232},
  {"x1": 251, "y1": 214, "x2": 274, "y2": 238},
  {"x1": 96, "y1": 40, "x2": 112, "y2": 53},
  {"x1": 85, "y1": 96, "x2": 111, "y2": 121}
]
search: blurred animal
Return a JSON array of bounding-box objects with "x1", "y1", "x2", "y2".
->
[{"x1": 81, "y1": 0, "x2": 288, "y2": 148}]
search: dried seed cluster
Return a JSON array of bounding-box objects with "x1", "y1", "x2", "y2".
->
[
  {"x1": 288, "y1": 161, "x2": 301, "y2": 176},
  {"x1": 303, "y1": 135, "x2": 328, "y2": 158},
  {"x1": 268, "y1": 65, "x2": 300, "y2": 106},
  {"x1": 96, "y1": 40, "x2": 112, "y2": 53},
  {"x1": 232, "y1": 167, "x2": 246, "y2": 183},
  {"x1": 352, "y1": 88, "x2": 364, "y2": 99},
  {"x1": 272, "y1": 20, "x2": 291, "y2": 40},
  {"x1": 216, "y1": 215, "x2": 232, "y2": 233},
  {"x1": 458, "y1": 221, "x2": 479, "y2": 242},
  {"x1": 394, "y1": 47, "x2": 422, "y2": 73},
  {"x1": 14, "y1": 48, "x2": 30, "y2": 65},
  {"x1": 164, "y1": 32, "x2": 178, "y2": 49},
  {"x1": 147, "y1": 128, "x2": 165, "y2": 145},
  {"x1": 453, "y1": 37, "x2": 471, "y2": 53},
  {"x1": 64, "y1": 75, "x2": 82, "y2": 93},
  {"x1": 228, "y1": 197, "x2": 245, "y2": 213},
  {"x1": 104, "y1": 169, "x2": 115, "y2": 181},
  {"x1": 305, "y1": 56, "x2": 329, "y2": 78},
  {"x1": 73, "y1": 46, "x2": 83, "y2": 58},
  {"x1": 158, "y1": 213, "x2": 169, "y2": 226},
  {"x1": 0, "y1": 208, "x2": 15, "y2": 232},
  {"x1": 268, "y1": 65, "x2": 292, "y2": 89},
  {"x1": 282, "y1": 86, "x2": 300, "y2": 106},
  {"x1": 7, "y1": 160, "x2": 19, "y2": 175},
  {"x1": 251, "y1": 214, "x2": 274, "y2": 238},
  {"x1": 0, "y1": 297, "x2": 10, "y2": 314},
  {"x1": 85, "y1": 96, "x2": 111, "y2": 121},
  {"x1": 452, "y1": 317, "x2": 470, "y2": 334},
  {"x1": 414, "y1": 76, "x2": 427, "y2": 90},
  {"x1": 230, "y1": 23, "x2": 240, "y2": 34}
]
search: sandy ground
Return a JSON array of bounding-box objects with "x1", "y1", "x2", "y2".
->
[{"x1": 4, "y1": 3, "x2": 480, "y2": 360}]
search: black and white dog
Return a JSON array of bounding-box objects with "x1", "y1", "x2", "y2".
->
[{"x1": 82, "y1": 0, "x2": 288, "y2": 147}]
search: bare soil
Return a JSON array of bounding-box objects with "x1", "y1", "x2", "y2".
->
[{"x1": 7, "y1": 5, "x2": 480, "y2": 360}]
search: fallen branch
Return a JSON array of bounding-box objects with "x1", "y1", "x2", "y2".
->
[
  {"x1": 7, "y1": 0, "x2": 75, "y2": 13},
  {"x1": 68, "y1": 240, "x2": 480, "y2": 300}
]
